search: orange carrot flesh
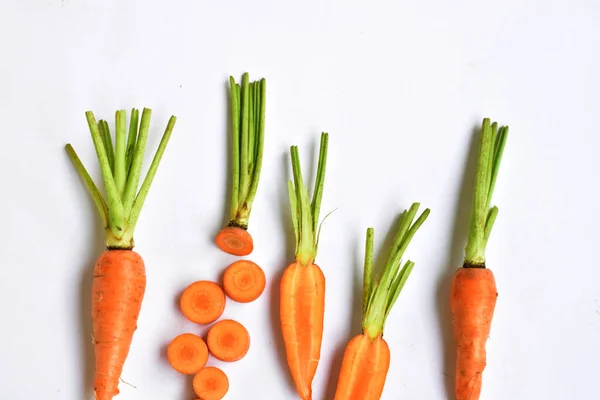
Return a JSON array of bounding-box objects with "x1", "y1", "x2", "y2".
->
[
  {"x1": 92, "y1": 250, "x2": 146, "y2": 400},
  {"x1": 280, "y1": 262, "x2": 325, "y2": 400},
  {"x1": 334, "y1": 334, "x2": 390, "y2": 400},
  {"x1": 215, "y1": 226, "x2": 254, "y2": 256},
  {"x1": 223, "y1": 259, "x2": 266, "y2": 303},
  {"x1": 206, "y1": 319, "x2": 250, "y2": 362},
  {"x1": 451, "y1": 268, "x2": 497, "y2": 400},
  {"x1": 334, "y1": 204, "x2": 429, "y2": 400},
  {"x1": 167, "y1": 333, "x2": 209, "y2": 375},
  {"x1": 451, "y1": 119, "x2": 508, "y2": 400},
  {"x1": 180, "y1": 281, "x2": 226, "y2": 325},
  {"x1": 193, "y1": 366, "x2": 230, "y2": 400}
]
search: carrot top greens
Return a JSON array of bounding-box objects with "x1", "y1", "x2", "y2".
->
[
  {"x1": 227, "y1": 73, "x2": 267, "y2": 229},
  {"x1": 464, "y1": 118, "x2": 509, "y2": 267},
  {"x1": 288, "y1": 132, "x2": 329, "y2": 267},
  {"x1": 66, "y1": 108, "x2": 176, "y2": 249},
  {"x1": 362, "y1": 203, "x2": 430, "y2": 340}
]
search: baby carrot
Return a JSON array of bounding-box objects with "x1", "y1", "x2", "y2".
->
[
  {"x1": 167, "y1": 333, "x2": 209, "y2": 375},
  {"x1": 193, "y1": 366, "x2": 230, "y2": 400},
  {"x1": 180, "y1": 281, "x2": 226, "y2": 325},
  {"x1": 216, "y1": 73, "x2": 267, "y2": 256},
  {"x1": 334, "y1": 204, "x2": 430, "y2": 400},
  {"x1": 223, "y1": 259, "x2": 266, "y2": 303},
  {"x1": 206, "y1": 319, "x2": 250, "y2": 362},
  {"x1": 65, "y1": 108, "x2": 175, "y2": 400},
  {"x1": 451, "y1": 118, "x2": 508, "y2": 400}
]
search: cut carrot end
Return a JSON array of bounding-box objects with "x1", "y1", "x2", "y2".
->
[
  {"x1": 207, "y1": 319, "x2": 250, "y2": 362},
  {"x1": 215, "y1": 226, "x2": 254, "y2": 256},
  {"x1": 223, "y1": 260, "x2": 266, "y2": 303},
  {"x1": 167, "y1": 333, "x2": 209, "y2": 375},
  {"x1": 180, "y1": 281, "x2": 226, "y2": 325},
  {"x1": 193, "y1": 366, "x2": 229, "y2": 400}
]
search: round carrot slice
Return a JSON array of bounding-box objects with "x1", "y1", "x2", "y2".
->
[
  {"x1": 193, "y1": 366, "x2": 229, "y2": 400},
  {"x1": 180, "y1": 281, "x2": 226, "y2": 324},
  {"x1": 167, "y1": 333, "x2": 209, "y2": 374},
  {"x1": 223, "y1": 260, "x2": 266, "y2": 303},
  {"x1": 206, "y1": 319, "x2": 250, "y2": 362},
  {"x1": 215, "y1": 226, "x2": 254, "y2": 256}
]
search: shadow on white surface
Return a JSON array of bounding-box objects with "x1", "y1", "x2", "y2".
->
[{"x1": 436, "y1": 124, "x2": 481, "y2": 398}]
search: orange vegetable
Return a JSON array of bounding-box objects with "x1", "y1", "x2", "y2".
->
[
  {"x1": 193, "y1": 366, "x2": 230, "y2": 400},
  {"x1": 216, "y1": 73, "x2": 267, "y2": 255},
  {"x1": 451, "y1": 118, "x2": 508, "y2": 400},
  {"x1": 66, "y1": 108, "x2": 176, "y2": 399},
  {"x1": 280, "y1": 133, "x2": 330, "y2": 400},
  {"x1": 334, "y1": 204, "x2": 429, "y2": 400},
  {"x1": 180, "y1": 281, "x2": 226, "y2": 325},
  {"x1": 167, "y1": 333, "x2": 209, "y2": 374},
  {"x1": 207, "y1": 319, "x2": 250, "y2": 362},
  {"x1": 223, "y1": 259, "x2": 266, "y2": 303}
]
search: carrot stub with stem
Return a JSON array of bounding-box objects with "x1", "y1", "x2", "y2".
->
[
  {"x1": 65, "y1": 108, "x2": 176, "y2": 400},
  {"x1": 180, "y1": 281, "x2": 226, "y2": 325},
  {"x1": 223, "y1": 259, "x2": 266, "y2": 303},
  {"x1": 280, "y1": 132, "x2": 330, "y2": 400},
  {"x1": 451, "y1": 118, "x2": 508, "y2": 400},
  {"x1": 206, "y1": 319, "x2": 251, "y2": 362},
  {"x1": 215, "y1": 73, "x2": 267, "y2": 256},
  {"x1": 167, "y1": 333, "x2": 209, "y2": 375},
  {"x1": 193, "y1": 366, "x2": 230, "y2": 400},
  {"x1": 334, "y1": 203, "x2": 430, "y2": 400}
]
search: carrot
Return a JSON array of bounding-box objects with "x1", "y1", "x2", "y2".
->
[
  {"x1": 216, "y1": 73, "x2": 267, "y2": 256},
  {"x1": 280, "y1": 132, "x2": 331, "y2": 400},
  {"x1": 334, "y1": 203, "x2": 430, "y2": 400},
  {"x1": 180, "y1": 281, "x2": 226, "y2": 324},
  {"x1": 65, "y1": 108, "x2": 176, "y2": 399},
  {"x1": 193, "y1": 366, "x2": 230, "y2": 400},
  {"x1": 206, "y1": 319, "x2": 251, "y2": 362},
  {"x1": 223, "y1": 259, "x2": 266, "y2": 303},
  {"x1": 167, "y1": 333, "x2": 209, "y2": 374},
  {"x1": 451, "y1": 118, "x2": 508, "y2": 400}
]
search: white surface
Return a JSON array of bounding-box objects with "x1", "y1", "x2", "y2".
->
[{"x1": 1, "y1": 0, "x2": 599, "y2": 399}]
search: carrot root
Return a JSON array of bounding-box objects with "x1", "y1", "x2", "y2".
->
[
  {"x1": 451, "y1": 267, "x2": 498, "y2": 400},
  {"x1": 92, "y1": 250, "x2": 146, "y2": 400},
  {"x1": 280, "y1": 262, "x2": 325, "y2": 400}
]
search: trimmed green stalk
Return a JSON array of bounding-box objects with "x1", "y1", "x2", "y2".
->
[
  {"x1": 464, "y1": 118, "x2": 509, "y2": 267},
  {"x1": 226, "y1": 73, "x2": 266, "y2": 228},
  {"x1": 362, "y1": 203, "x2": 430, "y2": 340},
  {"x1": 66, "y1": 108, "x2": 176, "y2": 249},
  {"x1": 288, "y1": 133, "x2": 329, "y2": 267}
]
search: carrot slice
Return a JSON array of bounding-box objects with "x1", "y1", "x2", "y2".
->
[
  {"x1": 180, "y1": 281, "x2": 226, "y2": 324},
  {"x1": 167, "y1": 333, "x2": 209, "y2": 375},
  {"x1": 193, "y1": 366, "x2": 230, "y2": 400},
  {"x1": 223, "y1": 260, "x2": 266, "y2": 303},
  {"x1": 206, "y1": 319, "x2": 250, "y2": 362},
  {"x1": 215, "y1": 226, "x2": 254, "y2": 256}
]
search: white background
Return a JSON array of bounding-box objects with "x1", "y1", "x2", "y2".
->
[{"x1": 1, "y1": 0, "x2": 598, "y2": 399}]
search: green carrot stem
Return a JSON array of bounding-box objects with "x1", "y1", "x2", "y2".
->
[
  {"x1": 125, "y1": 108, "x2": 139, "y2": 175},
  {"x1": 98, "y1": 119, "x2": 115, "y2": 173},
  {"x1": 123, "y1": 107, "x2": 151, "y2": 216},
  {"x1": 244, "y1": 78, "x2": 266, "y2": 215},
  {"x1": 229, "y1": 79, "x2": 241, "y2": 221},
  {"x1": 239, "y1": 73, "x2": 250, "y2": 203},
  {"x1": 114, "y1": 110, "x2": 127, "y2": 195},
  {"x1": 247, "y1": 81, "x2": 256, "y2": 175},
  {"x1": 363, "y1": 227, "x2": 374, "y2": 318},
  {"x1": 311, "y1": 133, "x2": 328, "y2": 233}
]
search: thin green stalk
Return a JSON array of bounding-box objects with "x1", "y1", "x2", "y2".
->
[
  {"x1": 229, "y1": 78, "x2": 241, "y2": 221},
  {"x1": 239, "y1": 73, "x2": 250, "y2": 203},
  {"x1": 288, "y1": 180, "x2": 299, "y2": 249},
  {"x1": 98, "y1": 119, "x2": 115, "y2": 173},
  {"x1": 123, "y1": 107, "x2": 151, "y2": 216},
  {"x1": 311, "y1": 133, "x2": 328, "y2": 233},
  {"x1": 129, "y1": 115, "x2": 177, "y2": 230},
  {"x1": 464, "y1": 118, "x2": 509, "y2": 265},
  {"x1": 114, "y1": 109, "x2": 127, "y2": 195},
  {"x1": 247, "y1": 81, "x2": 256, "y2": 174},
  {"x1": 125, "y1": 108, "x2": 139, "y2": 175},
  {"x1": 65, "y1": 144, "x2": 109, "y2": 227},
  {"x1": 363, "y1": 228, "x2": 374, "y2": 318},
  {"x1": 244, "y1": 78, "x2": 266, "y2": 215}
]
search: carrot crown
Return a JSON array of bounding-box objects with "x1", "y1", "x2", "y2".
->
[
  {"x1": 288, "y1": 133, "x2": 330, "y2": 266},
  {"x1": 66, "y1": 108, "x2": 176, "y2": 249},
  {"x1": 227, "y1": 73, "x2": 267, "y2": 229},
  {"x1": 362, "y1": 203, "x2": 430, "y2": 340},
  {"x1": 464, "y1": 118, "x2": 508, "y2": 266}
]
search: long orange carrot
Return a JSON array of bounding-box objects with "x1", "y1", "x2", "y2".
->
[
  {"x1": 334, "y1": 203, "x2": 430, "y2": 400},
  {"x1": 451, "y1": 118, "x2": 508, "y2": 400},
  {"x1": 66, "y1": 108, "x2": 175, "y2": 400},
  {"x1": 215, "y1": 73, "x2": 267, "y2": 256},
  {"x1": 280, "y1": 133, "x2": 330, "y2": 400}
]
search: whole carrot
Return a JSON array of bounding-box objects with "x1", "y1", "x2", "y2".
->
[
  {"x1": 280, "y1": 133, "x2": 330, "y2": 400},
  {"x1": 334, "y1": 203, "x2": 430, "y2": 400},
  {"x1": 451, "y1": 118, "x2": 508, "y2": 400},
  {"x1": 66, "y1": 108, "x2": 175, "y2": 400}
]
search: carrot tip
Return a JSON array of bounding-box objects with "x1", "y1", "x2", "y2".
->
[
  {"x1": 223, "y1": 259, "x2": 266, "y2": 303},
  {"x1": 215, "y1": 226, "x2": 254, "y2": 256}
]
